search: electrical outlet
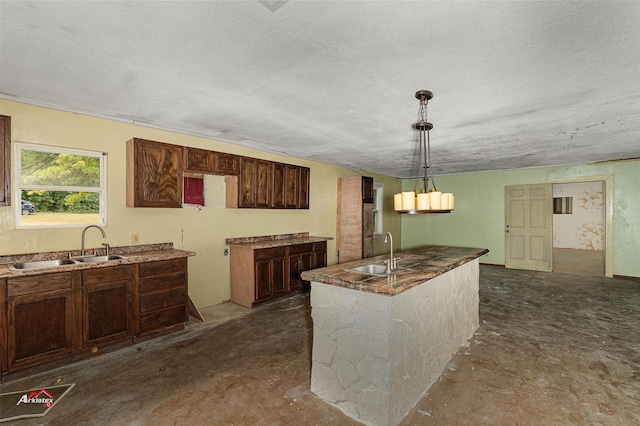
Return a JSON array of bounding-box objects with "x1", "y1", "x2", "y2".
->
[
  {"x1": 132, "y1": 233, "x2": 140, "y2": 244},
  {"x1": 223, "y1": 248, "x2": 229, "y2": 256}
]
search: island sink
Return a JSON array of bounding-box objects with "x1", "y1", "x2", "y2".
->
[{"x1": 346, "y1": 263, "x2": 388, "y2": 275}]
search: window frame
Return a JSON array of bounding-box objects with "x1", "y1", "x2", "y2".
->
[
  {"x1": 372, "y1": 182, "x2": 384, "y2": 237},
  {"x1": 14, "y1": 142, "x2": 107, "y2": 228}
]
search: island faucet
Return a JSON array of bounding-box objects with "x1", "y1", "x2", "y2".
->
[
  {"x1": 81, "y1": 225, "x2": 106, "y2": 256},
  {"x1": 384, "y1": 232, "x2": 398, "y2": 272}
]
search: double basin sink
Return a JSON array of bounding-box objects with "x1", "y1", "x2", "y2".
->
[{"x1": 10, "y1": 255, "x2": 128, "y2": 270}]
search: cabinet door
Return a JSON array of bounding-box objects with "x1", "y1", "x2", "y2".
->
[
  {"x1": 362, "y1": 176, "x2": 374, "y2": 203},
  {"x1": 288, "y1": 243, "x2": 313, "y2": 291},
  {"x1": 127, "y1": 138, "x2": 183, "y2": 207},
  {"x1": 239, "y1": 157, "x2": 256, "y2": 207},
  {"x1": 83, "y1": 280, "x2": 131, "y2": 347},
  {"x1": 184, "y1": 147, "x2": 215, "y2": 173},
  {"x1": 285, "y1": 166, "x2": 299, "y2": 208},
  {"x1": 214, "y1": 152, "x2": 238, "y2": 175},
  {"x1": 255, "y1": 160, "x2": 272, "y2": 208},
  {"x1": 256, "y1": 258, "x2": 286, "y2": 300},
  {"x1": 362, "y1": 203, "x2": 375, "y2": 258},
  {"x1": 0, "y1": 115, "x2": 10, "y2": 206},
  {"x1": 312, "y1": 241, "x2": 328, "y2": 268},
  {"x1": 254, "y1": 247, "x2": 286, "y2": 302},
  {"x1": 292, "y1": 253, "x2": 312, "y2": 291},
  {"x1": 7, "y1": 290, "x2": 75, "y2": 371},
  {"x1": 255, "y1": 259, "x2": 273, "y2": 301},
  {"x1": 271, "y1": 256, "x2": 286, "y2": 295},
  {"x1": 298, "y1": 167, "x2": 310, "y2": 209},
  {"x1": 272, "y1": 162, "x2": 286, "y2": 208},
  {"x1": 82, "y1": 266, "x2": 132, "y2": 347}
]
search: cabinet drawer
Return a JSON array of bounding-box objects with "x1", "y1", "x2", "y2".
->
[
  {"x1": 140, "y1": 305, "x2": 187, "y2": 332},
  {"x1": 313, "y1": 241, "x2": 327, "y2": 251},
  {"x1": 140, "y1": 288, "x2": 187, "y2": 313},
  {"x1": 8, "y1": 272, "x2": 72, "y2": 297},
  {"x1": 255, "y1": 247, "x2": 287, "y2": 261},
  {"x1": 82, "y1": 265, "x2": 132, "y2": 286},
  {"x1": 139, "y1": 272, "x2": 186, "y2": 294},
  {"x1": 139, "y1": 258, "x2": 186, "y2": 278},
  {"x1": 289, "y1": 243, "x2": 313, "y2": 256}
]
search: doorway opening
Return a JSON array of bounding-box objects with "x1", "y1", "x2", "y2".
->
[{"x1": 550, "y1": 176, "x2": 612, "y2": 277}]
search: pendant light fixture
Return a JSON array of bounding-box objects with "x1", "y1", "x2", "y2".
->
[{"x1": 394, "y1": 90, "x2": 454, "y2": 214}]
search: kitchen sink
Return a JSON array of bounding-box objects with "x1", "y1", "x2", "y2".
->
[
  {"x1": 74, "y1": 255, "x2": 128, "y2": 263},
  {"x1": 346, "y1": 263, "x2": 389, "y2": 275},
  {"x1": 10, "y1": 258, "x2": 78, "y2": 270}
]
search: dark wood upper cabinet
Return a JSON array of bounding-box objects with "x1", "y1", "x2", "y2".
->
[
  {"x1": 0, "y1": 115, "x2": 10, "y2": 206},
  {"x1": 183, "y1": 147, "x2": 215, "y2": 173},
  {"x1": 285, "y1": 165, "x2": 299, "y2": 209},
  {"x1": 272, "y1": 162, "x2": 286, "y2": 208},
  {"x1": 362, "y1": 176, "x2": 374, "y2": 203},
  {"x1": 127, "y1": 138, "x2": 183, "y2": 208},
  {"x1": 232, "y1": 157, "x2": 272, "y2": 208},
  {"x1": 238, "y1": 157, "x2": 257, "y2": 207},
  {"x1": 255, "y1": 160, "x2": 272, "y2": 208},
  {"x1": 126, "y1": 137, "x2": 308, "y2": 210},
  {"x1": 214, "y1": 152, "x2": 238, "y2": 175},
  {"x1": 298, "y1": 167, "x2": 310, "y2": 209},
  {"x1": 183, "y1": 148, "x2": 239, "y2": 175}
]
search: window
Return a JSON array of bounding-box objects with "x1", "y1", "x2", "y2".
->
[
  {"x1": 373, "y1": 182, "x2": 383, "y2": 236},
  {"x1": 15, "y1": 143, "x2": 106, "y2": 227},
  {"x1": 553, "y1": 197, "x2": 573, "y2": 214}
]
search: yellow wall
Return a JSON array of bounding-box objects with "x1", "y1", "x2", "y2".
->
[{"x1": 0, "y1": 100, "x2": 402, "y2": 308}]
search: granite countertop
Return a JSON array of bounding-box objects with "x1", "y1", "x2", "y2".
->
[
  {"x1": 301, "y1": 245, "x2": 489, "y2": 296},
  {"x1": 0, "y1": 243, "x2": 195, "y2": 279},
  {"x1": 225, "y1": 232, "x2": 332, "y2": 250}
]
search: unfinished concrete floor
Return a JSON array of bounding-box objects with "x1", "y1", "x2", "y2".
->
[{"x1": 2, "y1": 266, "x2": 639, "y2": 425}]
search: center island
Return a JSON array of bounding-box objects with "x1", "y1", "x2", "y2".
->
[{"x1": 301, "y1": 245, "x2": 489, "y2": 426}]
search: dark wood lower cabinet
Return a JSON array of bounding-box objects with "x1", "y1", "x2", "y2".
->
[
  {"x1": 255, "y1": 247, "x2": 287, "y2": 302},
  {"x1": 82, "y1": 266, "x2": 132, "y2": 348},
  {"x1": 230, "y1": 240, "x2": 327, "y2": 308},
  {"x1": 137, "y1": 258, "x2": 188, "y2": 336},
  {"x1": 288, "y1": 243, "x2": 313, "y2": 292},
  {"x1": 5, "y1": 271, "x2": 80, "y2": 372},
  {"x1": 1, "y1": 257, "x2": 189, "y2": 378}
]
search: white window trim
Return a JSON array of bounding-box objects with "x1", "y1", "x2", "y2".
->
[
  {"x1": 373, "y1": 182, "x2": 384, "y2": 237},
  {"x1": 14, "y1": 142, "x2": 107, "y2": 228}
]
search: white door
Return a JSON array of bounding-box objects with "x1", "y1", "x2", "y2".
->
[{"x1": 505, "y1": 184, "x2": 553, "y2": 271}]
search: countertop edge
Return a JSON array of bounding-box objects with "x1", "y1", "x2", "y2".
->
[
  {"x1": 227, "y1": 236, "x2": 333, "y2": 250},
  {"x1": 301, "y1": 245, "x2": 489, "y2": 296},
  {"x1": 0, "y1": 248, "x2": 195, "y2": 279}
]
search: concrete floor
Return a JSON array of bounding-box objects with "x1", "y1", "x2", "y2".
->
[
  {"x1": 2, "y1": 265, "x2": 639, "y2": 425},
  {"x1": 553, "y1": 248, "x2": 605, "y2": 277}
]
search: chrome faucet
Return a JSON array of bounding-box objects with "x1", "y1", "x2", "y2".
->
[
  {"x1": 81, "y1": 225, "x2": 106, "y2": 256},
  {"x1": 384, "y1": 232, "x2": 398, "y2": 272}
]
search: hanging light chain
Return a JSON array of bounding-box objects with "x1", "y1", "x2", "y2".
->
[{"x1": 419, "y1": 94, "x2": 429, "y2": 123}]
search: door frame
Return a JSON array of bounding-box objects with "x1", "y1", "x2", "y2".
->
[{"x1": 548, "y1": 175, "x2": 613, "y2": 277}]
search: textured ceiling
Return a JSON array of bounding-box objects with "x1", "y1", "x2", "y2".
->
[{"x1": 1, "y1": 1, "x2": 639, "y2": 178}]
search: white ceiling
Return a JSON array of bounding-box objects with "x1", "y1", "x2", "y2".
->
[{"x1": 1, "y1": 1, "x2": 639, "y2": 178}]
